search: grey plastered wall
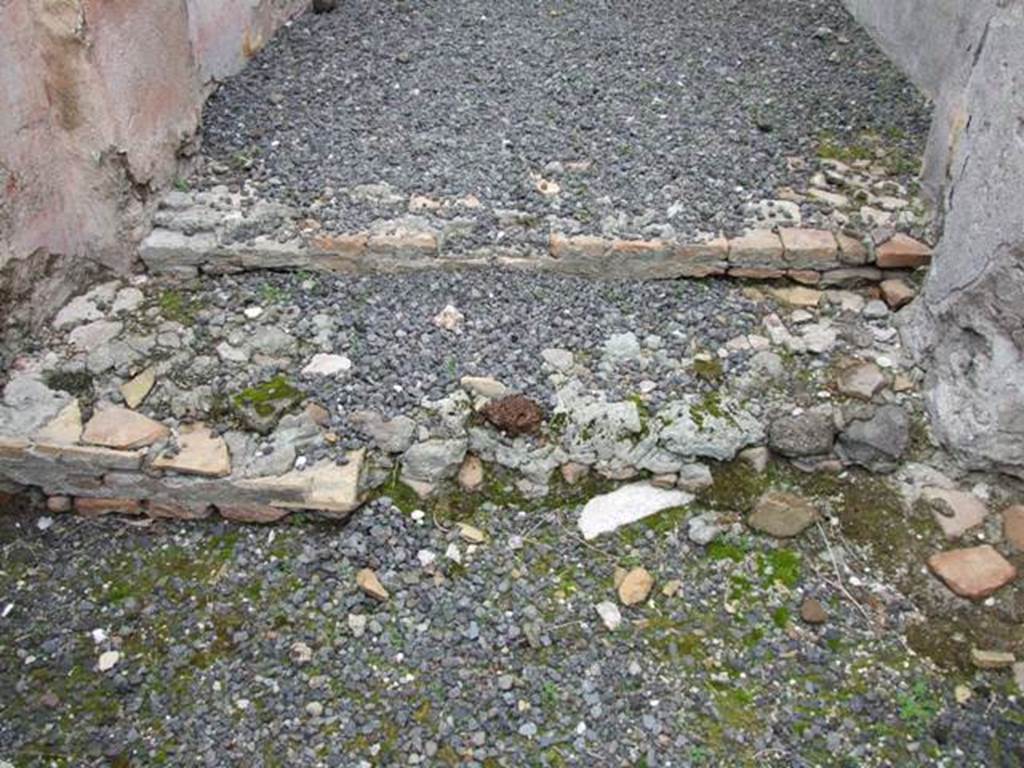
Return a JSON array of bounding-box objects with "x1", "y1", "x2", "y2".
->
[{"x1": 845, "y1": 0, "x2": 1024, "y2": 477}]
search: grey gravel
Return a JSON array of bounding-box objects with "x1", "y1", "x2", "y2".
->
[
  {"x1": 194, "y1": 0, "x2": 930, "y2": 238},
  {"x1": 2, "y1": 494, "x2": 1021, "y2": 766}
]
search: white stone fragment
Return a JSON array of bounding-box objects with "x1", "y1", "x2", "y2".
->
[
  {"x1": 594, "y1": 601, "x2": 623, "y2": 631},
  {"x1": 301, "y1": 353, "x2": 352, "y2": 377},
  {"x1": 578, "y1": 483, "x2": 693, "y2": 540},
  {"x1": 97, "y1": 650, "x2": 120, "y2": 672}
]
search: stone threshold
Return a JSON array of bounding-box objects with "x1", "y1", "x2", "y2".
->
[{"x1": 140, "y1": 190, "x2": 932, "y2": 285}]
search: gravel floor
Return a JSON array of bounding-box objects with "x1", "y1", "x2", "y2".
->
[
  {"x1": 2, "y1": 490, "x2": 1022, "y2": 768},
  {"x1": 194, "y1": 0, "x2": 931, "y2": 237},
  {"x1": 158, "y1": 269, "x2": 762, "y2": 418}
]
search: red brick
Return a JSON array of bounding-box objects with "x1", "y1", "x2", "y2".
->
[
  {"x1": 309, "y1": 232, "x2": 368, "y2": 256},
  {"x1": 146, "y1": 501, "x2": 212, "y2": 520},
  {"x1": 549, "y1": 233, "x2": 609, "y2": 260},
  {"x1": 218, "y1": 504, "x2": 290, "y2": 524},
  {"x1": 787, "y1": 270, "x2": 822, "y2": 285},
  {"x1": 928, "y1": 545, "x2": 1017, "y2": 600},
  {"x1": 729, "y1": 267, "x2": 786, "y2": 280},
  {"x1": 74, "y1": 497, "x2": 142, "y2": 517},
  {"x1": 876, "y1": 233, "x2": 932, "y2": 268}
]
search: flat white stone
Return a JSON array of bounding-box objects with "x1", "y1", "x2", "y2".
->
[
  {"x1": 302, "y1": 353, "x2": 352, "y2": 377},
  {"x1": 97, "y1": 650, "x2": 120, "y2": 672},
  {"x1": 594, "y1": 601, "x2": 622, "y2": 631},
  {"x1": 578, "y1": 482, "x2": 693, "y2": 540}
]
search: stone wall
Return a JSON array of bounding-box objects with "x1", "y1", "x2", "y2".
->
[
  {"x1": 844, "y1": 0, "x2": 1024, "y2": 478},
  {"x1": 0, "y1": 0, "x2": 307, "y2": 323}
]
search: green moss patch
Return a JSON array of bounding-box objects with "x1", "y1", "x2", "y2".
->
[{"x1": 233, "y1": 376, "x2": 304, "y2": 418}]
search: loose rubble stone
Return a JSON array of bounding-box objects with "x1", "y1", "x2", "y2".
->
[
  {"x1": 837, "y1": 362, "x2": 887, "y2": 400},
  {"x1": 560, "y1": 462, "x2": 588, "y2": 485},
  {"x1": 661, "y1": 580, "x2": 682, "y2": 597},
  {"x1": 304, "y1": 402, "x2": 331, "y2": 428},
  {"x1": 457, "y1": 455, "x2": 484, "y2": 492},
  {"x1": 688, "y1": 512, "x2": 727, "y2": 546},
  {"x1": 837, "y1": 405, "x2": 909, "y2": 472},
  {"x1": 922, "y1": 487, "x2": 988, "y2": 540},
  {"x1": 617, "y1": 567, "x2": 654, "y2": 606},
  {"x1": 800, "y1": 598, "x2": 828, "y2": 625},
  {"x1": 862, "y1": 299, "x2": 889, "y2": 319},
  {"x1": 357, "y1": 568, "x2": 390, "y2": 601},
  {"x1": 748, "y1": 491, "x2": 819, "y2": 538},
  {"x1": 657, "y1": 396, "x2": 764, "y2": 461},
  {"x1": 457, "y1": 523, "x2": 487, "y2": 544},
  {"x1": 301, "y1": 353, "x2": 352, "y2": 377},
  {"x1": 481, "y1": 395, "x2": 543, "y2": 437},
  {"x1": 460, "y1": 376, "x2": 507, "y2": 399},
  {"x1": 971, "y1": 648, "x2": 1016, "y2": 670},
  {"x1": 81, "y1": 407, "x2": 169, "y2": 450},
  {"x1": 927, "y1": 546, "x2": 1017, "y2": 600},
  {"x1": 676, "y1": 463, "x2": 713, "y2": 492},
  {"x1": 578, "y1": 483, "x2": 693, "y2": 540},
  {"x1": 351, "y1": 411, "x2": 417, "y2": 454},
  {"x1": 739, "y1": 446, "x2": 770, "y2": 473},
  {"x1": 769, "y1": 408, "x2": 835, "y2": 457},
  {"x1": 433, "y1": 304, "x2": 465, "y2": 331},
  {"x1": 402, "y1": 439, "x2": 468, "y2": 484},
  {"x1": 97, "y1": 650, "x2": 121, "y2": 672},
  {"x1": 347, "y1": 613, "x2": 367, "y2": 638},
  {"x1": 290, "y1": 642, "x2": 314, "y2": 665}
]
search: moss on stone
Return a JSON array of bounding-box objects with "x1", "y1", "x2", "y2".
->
[
  {"x1": 693, "y1": 357, "x2": 724, "y2": 383},
  {"x1": 45, "y1": 370, "x2": 94, "y2": 400},
  {"x1": 700, "y1": 460, "x2": 772, "y2": 513},
  {"x1": 157, "y1": 288, "x2": 196, "y2": 324},
  {"x1": 232, "y1": 375, "x2": 304, "y2": 418},
  {"x1": 757, "y1": 548, "x2": 801, "y2": 589}
]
